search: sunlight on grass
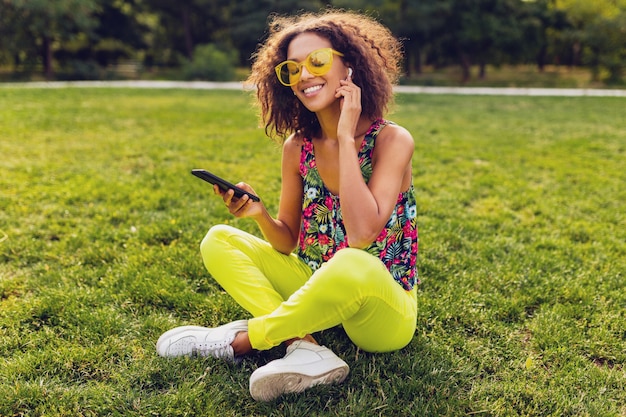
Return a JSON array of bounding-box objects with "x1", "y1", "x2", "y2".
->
[{"x1": 1, "y1": 87, "x2": 625, "y2": 416}]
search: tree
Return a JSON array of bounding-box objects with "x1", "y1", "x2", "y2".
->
[
  {"x1": 424, "y1": 0, "x2": 526, "y2": 82},
  {"x1": 1, "y1": 0, "x2": 99, "y2": 79},
  {"x1": 91, "y1": 0, "x2": 149, "y2": 66},
  {"x1": 229, "y1": 0, "x2": 332, "y2": 67},
  {"x1": 585, "y1": 12, "x2": 626, "y2": 83},
  {"x1": 145, "y1": 0, "x2": 232, "y2": 64},
  {"x1": 0, "y1": 2, "x2": 25, "y2": 70},
  {"x1": 516, "y1": 0, "x2": 571, "y2": 71},
  {"x1": 374, "y1": 0, "x2": 438, "y2": 76},
  {"x1": 553, "y1": 0, "x2": 622, "y2": 66},
  {"x1": 0, "y1": 0, "x2": 623, "y2": 83}
]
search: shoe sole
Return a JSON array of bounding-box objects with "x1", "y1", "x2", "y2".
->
[{"x1": 249, "y1": 365, "x2": 349, "y2": 401}]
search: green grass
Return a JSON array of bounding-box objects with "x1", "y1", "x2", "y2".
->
[{"x1": 0, "y1": 87, "x2": 625, "y2": 416}]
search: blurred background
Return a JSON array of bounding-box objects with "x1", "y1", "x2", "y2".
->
[{"x1": 1, "y1": 0, "x2": 624, "y2": 87}]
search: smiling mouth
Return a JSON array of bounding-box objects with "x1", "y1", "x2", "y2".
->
[{"x1": 302, "y1": 84, "x2": 324, "y2": 95}]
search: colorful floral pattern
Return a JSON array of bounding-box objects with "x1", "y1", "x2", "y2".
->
[{"x1": 296, "y1": 119, "x2": 419, "y2": 291}]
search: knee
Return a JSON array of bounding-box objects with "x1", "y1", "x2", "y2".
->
[
  {"x1": 322, "y1": 248, "x2": 387, "y2": 287},
  {"x1": 201, "y1": 224, "x2": 235, "y2": 249},
  {"x1": 347, "y1": 322, "x2": 415, "y2": 353},
  {"x1": 200, "y1": 224, "x2": 235, "y2": 269}
]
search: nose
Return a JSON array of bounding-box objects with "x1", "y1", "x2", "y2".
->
[{"x1": 299, "y1": 64, "x2": 314, "y2": 81}]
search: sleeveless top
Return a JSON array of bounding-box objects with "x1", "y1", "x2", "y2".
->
[{"x1": 296, "y1": 118, "x2": 419, "y2": 291}]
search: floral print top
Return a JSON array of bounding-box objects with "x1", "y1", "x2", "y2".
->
[{"x1": 296, "y1": 119, "x2": 419, "y2": 291}]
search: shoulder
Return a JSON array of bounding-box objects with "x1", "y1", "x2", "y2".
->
[
  {"x1": 375, "y1": 122, "x2": 414, "y2": 154},
  {"x1": 282, "y1": 133, "x2": 305, "y2": 173},
  {"x1": 283, "y1": 133, "x2": 304, "y2": 157},
  {"x1": 283, "y1": 132, "x2": 305, "y2": 150}
]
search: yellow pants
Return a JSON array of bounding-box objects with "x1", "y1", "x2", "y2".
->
[{"x1": 201, "y1": 224, "x2": 417, "y2": 352}]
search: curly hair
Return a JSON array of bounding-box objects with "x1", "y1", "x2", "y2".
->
[{"x1": 246, "y1": 9, "x2": 403, "y2": 141}]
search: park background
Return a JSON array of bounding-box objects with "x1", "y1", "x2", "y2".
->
[
  {"x1": 1, "y1": 0, "x2": 626, "y2": 87},
  {"x1": 1, "y1": 1, "x2": 625, "y2": 416}
]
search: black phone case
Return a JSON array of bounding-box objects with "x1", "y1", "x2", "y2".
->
[{"x1": 191, "y1": 169, "x2": 260, "y2": 202}]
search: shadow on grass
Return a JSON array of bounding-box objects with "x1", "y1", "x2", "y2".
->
[{"x1": 144, "y1": 325, "x2": 476, "y2": 416}]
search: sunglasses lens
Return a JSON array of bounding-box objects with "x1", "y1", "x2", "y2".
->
[
  {"x1": 307, "y1": 49, "x2": 332, "y2": 75},
  {"x1": 277, "y1": 61, "x2": 299, "y2": 86},
  {"x1": 286, "y1": 62, "x2": 301, "y2": 85}
]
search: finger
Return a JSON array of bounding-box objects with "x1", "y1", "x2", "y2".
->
[
  {"x1": 335, "y1": 87, "x2": 354, "y2": 99},
  {"x1": 338, "y1": 90, "x2": 359, "y2": 108},
  {"x1": 230, "y1": 195, "x2": 251, "y2": 216},
  {"x1": 336, "y1": 83, "x2": 360, "y2": 95},
  {"x1": 223, "y1": 189, "x2": 235, "y2": 205},
  {"x1": 234, "y1": 194, "x2": 250, "y2": 210}
]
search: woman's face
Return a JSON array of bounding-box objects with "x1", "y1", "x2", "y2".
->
[{"x1": 285, "y1": 32, "x2": 349, "y2": 112}]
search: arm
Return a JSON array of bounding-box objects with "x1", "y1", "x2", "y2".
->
[
  {"x1": 256, "y1": 135, "x2": 303, "y2": 254},
  {"x1": 338, "y1": 125, "x2": 414, "y2": 248},
  {"x1": 335, "y1": 77, "x2": 414, "y2": 248},
  {"x1": 217, "y1": 135, "x2": 302, "y2": 254}
]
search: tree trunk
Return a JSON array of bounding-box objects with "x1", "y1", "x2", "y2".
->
[
  {"x1": 414, "y1": 46, "x2": 422, "y2": 75},
  {"x1": 459, "y1": 52, "x2": 471, "y2": 83},
  {"x1": 181, "y1": 6, "x2": 194, "y2": 60},
  {"x1": 536, "y1": 44, "x2": 547, "y2": 72},
  {"x1": 42, "y1": 35, "x2": 53, "y2": 80}
]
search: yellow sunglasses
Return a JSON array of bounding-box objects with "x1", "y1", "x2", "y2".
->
[{"x1": 275, "y1": 48, "x2": 344, "y2": 87}]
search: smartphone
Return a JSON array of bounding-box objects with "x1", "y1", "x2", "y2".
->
[{"x1": 191, "y1": 169, "x2": 260, "y2": 202}]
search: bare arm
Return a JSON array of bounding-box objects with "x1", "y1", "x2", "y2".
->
[
  {"x1": 217, "y1": 135, "x2": 302, "y2": 254},
  {"x1": 338, "y1": 125, "x2": 414, "y2": 248},
  {"x1": 257, "y1": 135, "x2": 303, "y2": 253},
  {"x1": 335, "y1": 76, "x2": 414, "y2": 248}
]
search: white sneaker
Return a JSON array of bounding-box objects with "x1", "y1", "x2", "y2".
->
[
  {"x1": 249, "y1": 340, "x2": 349, "y2": 401},
  {"x1": 156, "y1": 320, "x2": 248, "y2": 361}
]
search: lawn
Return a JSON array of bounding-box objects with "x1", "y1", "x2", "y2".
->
[{"x1": 0, "y1": 87, "x2": 624, "y2": 416}]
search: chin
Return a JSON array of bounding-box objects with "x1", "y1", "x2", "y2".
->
[{"x1": 299, "y1": 95, "x2": 339, "y2": 113}]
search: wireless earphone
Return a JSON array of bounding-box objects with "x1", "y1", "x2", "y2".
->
[{"x1": 348, "y1": 68, "x2": 353, "y2": 78}]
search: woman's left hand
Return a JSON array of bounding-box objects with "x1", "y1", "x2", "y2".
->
[
  {"x1": 335, "y1": 74, "x2": 362, "y2": 142},
  {"x1": 215, "y1": 183, "x2": 263, "y2": 219}
]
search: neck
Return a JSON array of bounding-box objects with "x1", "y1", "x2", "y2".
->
[{"x1": 315, "y1": 105, "x2": 374, "y2": 141}]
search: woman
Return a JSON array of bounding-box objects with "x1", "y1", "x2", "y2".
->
[{"x1": 157, "y1": 10, "x2": 419, "y2": 402}]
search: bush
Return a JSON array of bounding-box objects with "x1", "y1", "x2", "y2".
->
[
  {"x1": 56, "y1": 59, "x2": 103, "y2": 81},
  {"x1": 181, "y1": 44, "x2": 237, "y2": 81}
]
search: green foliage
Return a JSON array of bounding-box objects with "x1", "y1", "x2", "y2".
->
[
  {"x1": 584, "y1": 12, "x2": 626, "y2": 83},
  {"x1": 0, "y1": 0, "x2": 100, "y2": 77},
  {"x1": 181, "y1": 44, "x2": 238, "y2": 81},
  {"x1": 1, "y1": 0, "x2": 625, "y2": 83},
  {"x1": 229, "y1": 0, "x2": 330, "y2": 65},
  {"x1": 0, "y1": 87, "x2": 625, "y2": 416}
]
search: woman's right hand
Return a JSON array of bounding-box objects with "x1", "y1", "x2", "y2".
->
[{"x1": 335, "y1": 73, "x2": 362, "y2": 143}]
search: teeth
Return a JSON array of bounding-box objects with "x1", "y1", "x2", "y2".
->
[{"x1": 303, "y1": 85, "x2": 323, "y2": 94}]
